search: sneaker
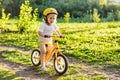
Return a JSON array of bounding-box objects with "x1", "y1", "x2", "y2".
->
[
  {"x1": 46, "y1": 62, "x2": 53, "y2": 66},
  {"x1": 41, "y1": 66, "x2": 47, "y2": 71}
]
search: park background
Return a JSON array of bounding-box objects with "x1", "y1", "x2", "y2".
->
[{"x1": 0, "y1": 0, "x2": 120, "y2": 22}]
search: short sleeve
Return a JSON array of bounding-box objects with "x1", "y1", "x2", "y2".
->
[
  {"x1": 39, "y1": 23, "x2": 45, "y2": 32},
  {"x1": 54, "y1": 24, "x2": 59, "y2": 31}
]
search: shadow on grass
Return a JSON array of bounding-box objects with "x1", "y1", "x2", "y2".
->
[
  {"x1": 103, "y1": 64, "x2": 120, "y2": 73},
  {"x1": 101, "y1": 49, "x2": 120, "y2": 76},
  {"x1": 0, "y1": 69, "x2": 24, "y2": 80}
]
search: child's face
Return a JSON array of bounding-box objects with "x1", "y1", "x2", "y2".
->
[{"x1": 47, "y1": 14, "x2": 57, "y2": 25}]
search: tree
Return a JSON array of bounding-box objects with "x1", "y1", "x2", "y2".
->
[{"x1": 0, "y1": 0, "x2": 24, "y2": 17}]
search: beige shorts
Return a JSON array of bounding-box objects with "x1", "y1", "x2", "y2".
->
[{"x1": 38, "y1": 41, "x2": 52, "y2": 47}]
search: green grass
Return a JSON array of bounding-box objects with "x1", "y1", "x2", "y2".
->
[
  {"x1": 60, "y1": 22, "x2": 120, "y2": 66},
  {"x1": 0, "y1": 68, "x2": 24, "y2": 80},
  {"x1": 1, "y1": 50, "x2": 31, "y2": 65},
  {"x1": 0, "y1": 32, "x2": 38, "y2": 50},
  {"x1": 0, "y1": 21, "x2": 120, "y2": 66},
  {"x1": 0, "y1": 20, "x2": 120, "y2": 79}
]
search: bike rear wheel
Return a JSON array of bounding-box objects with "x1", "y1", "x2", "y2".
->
[
  {"x1": 54, "y1": 53, "x2": 68, "y2": 75},
  {"x1": 31, "y1": 49, "x2": 41, "y2": 66}
]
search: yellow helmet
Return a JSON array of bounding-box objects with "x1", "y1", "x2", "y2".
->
[{"x1": 43, "y1": 8, "x2": 58, "y2": 16}]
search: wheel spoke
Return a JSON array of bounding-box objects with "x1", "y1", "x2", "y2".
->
[
  {"x1": 55, "y1": 56, "x2": 65, "y2": 72},
  {"x1": 54, "y1": 54, "x2": 68, "y2": 75},
  {"x1": 31, "y1": 49, "x2": 41, "y2": 66}
]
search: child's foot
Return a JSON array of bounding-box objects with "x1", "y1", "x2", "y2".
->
[
  {"x1": 46, "y1": 62, "x2": 53, "y2": 66},
  {"x1": 41, "y1": 66, "x2": 47, "y2": 71}
]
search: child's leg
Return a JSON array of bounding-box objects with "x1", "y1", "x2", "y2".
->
[
  {"x1": 46, "y1": 44, "x2": 53, "y2": 52},
  {"x1": 39, "y1": 44, "x2": 46, "y2": 70}
]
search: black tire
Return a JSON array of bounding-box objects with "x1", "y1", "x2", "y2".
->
[
  {"x1": 54, "y1": 53, "x2": 68, "y2": 75},
  {"x1": 31, "y1": 49, "x2": 41, "y2": 66}
]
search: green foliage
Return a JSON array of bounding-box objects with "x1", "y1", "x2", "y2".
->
[
  {"x1": 82, "y1": 10, "x2": 93, "y2": 22},
  {"x1": 0, "y1": 8, "x2": 10, "y2": 30},
  {"x1": 99, "y1": 0, "x2": 107, "y2": 7},
  {"x1": 1, "y1": 0, "x2": 120, "y2": 22},
  {"x1": 83, "y1": 14, "x2": 93, "y2": 22},
  {"x1": 64, "y1": 12, "x2": 70, "y2": 23},
  {"x1": 55, "y1": 0, "x2": 89, "y2": 18},
  {"x1": 0, "y1": 0, "x2": 24, "y2": 16},
  {"x1": 32, "y1": 8, "x2": 38, "y2": 23},
  {"x1": 106, "y1": 12, "x2": 114, "y2": 21},
  {"x1": 17, "y1": 0, "x2": 38, "y2": 33},
  {"x1": 93, "y1": 8, "x2": 101, "y2": 23},
  {"x1": 116, "y1": 10, "x2": 120, "y2": 21}
]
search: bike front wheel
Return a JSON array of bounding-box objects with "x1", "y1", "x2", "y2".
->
[
  {"x1": 31, "y1": 49, "x2": 41, "y2": 66},
  {"x1": 54, "y1": 53, "x2": 68, "y2": 75}
]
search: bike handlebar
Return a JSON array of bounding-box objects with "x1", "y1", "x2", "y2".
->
[
  {"x1": 50, "y1": 36, "x2": 65, "y2": 38},
  {"x1": 44, "y1": 35, "x2": 65, "y2": 38}
]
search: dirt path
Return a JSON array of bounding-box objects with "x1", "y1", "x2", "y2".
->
[
  {"x1": 0, "y1": 44, "x2": 120, "y2": 80},
  {"x1": 0, "y1": 45, "x2": 53, "y2": 80}
]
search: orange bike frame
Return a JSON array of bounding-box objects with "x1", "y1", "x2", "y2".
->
[{"x1": 45, "y1": 40, "x2": 60, "y2": 62}]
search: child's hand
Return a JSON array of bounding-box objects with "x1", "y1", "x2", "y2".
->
[
  {"x1": 60, "y1": 35, "x2": 65, "y2": 38},
  {"x1": 44, "y1": 35, "x2": 50, "y2": 38}
]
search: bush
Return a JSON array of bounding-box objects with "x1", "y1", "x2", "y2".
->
[
  {"x1": 0, "y1": 8, "x2": 10, "y2": 31},
  {"x1": 93, "y1": 8, "x2": 101, "y2": 23},
  {"x1": 17, "y1": 0, "x2": 38, "y2": 33},
  {"x1": 64, "y1": 12, "x2": 70, "y2": 23}
]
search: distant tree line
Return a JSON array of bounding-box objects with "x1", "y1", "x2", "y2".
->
[{"x1": 0, "y1": 0, "x2": 120, "y2": 22}]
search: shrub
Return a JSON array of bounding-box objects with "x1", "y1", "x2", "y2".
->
[
  {"x1": 93, "y1": 8, "x2": 101, "y2": 23},
  {"x1": 64, "y1": 12, "x2": 70, "y2": 23},
  {"x1": 17, "y1": 0, "x2": 38, "y2": 33},
  {"x1": 0, "y1": 8, "x2": 11, "y2": 31}
]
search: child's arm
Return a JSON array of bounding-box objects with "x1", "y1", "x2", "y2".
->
[
  {"x1": 55, "y1": 29, "x2": 64, "y2": 38},
  {"x1": 55, "y1": 29, "x2": 61, "y2": 36},
  {"x1": 38, "y1": 31, "x2": 50, "y2": 38},
  {"x1": 38, "y1": 31, "x2": 44, "y2": 37}
]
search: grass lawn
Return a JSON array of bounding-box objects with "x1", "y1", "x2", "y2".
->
[
  {"x1": 0, "y1": 20, "x2": 120, "y2": 79},
  {"x1": 0, "y1": 21, "x2": 120, "y2": 66}
]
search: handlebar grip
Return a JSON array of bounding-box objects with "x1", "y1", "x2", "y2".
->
[{"x1": 44, "y1": 35, "x2": 50, "y2": 38}]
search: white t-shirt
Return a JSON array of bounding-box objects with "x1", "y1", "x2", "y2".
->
[{"x1": 38, "y1": 22, "x2": 58, "y2": 44}]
